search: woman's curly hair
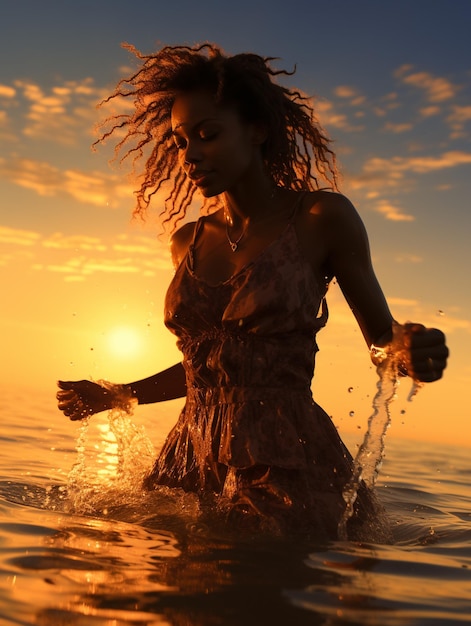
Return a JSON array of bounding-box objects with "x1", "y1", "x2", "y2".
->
[{"x1": 96, "y1": 42, "x2": 339, "y2": 231}]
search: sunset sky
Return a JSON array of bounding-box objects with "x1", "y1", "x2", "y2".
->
[{"x1": 1, "y1": 0, "x2": 470, "y2": 447}]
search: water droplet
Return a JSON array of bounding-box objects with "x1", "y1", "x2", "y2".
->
[
  {"x1": 437, "y1": 310, "x2": 445, "y2": 316},
  {"x1": 348, "y1": 387, "x2": 354, "y2": 393},
  {"x1": 349, "y1": 410, "x2": 355, "y2": 417},
  {"x1": 400, "y1": 409, "x2": 406, "y2": 415}
]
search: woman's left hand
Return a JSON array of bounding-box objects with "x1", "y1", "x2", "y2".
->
[{"x1": 403, "y1": 323, "x2": 449, "y2": 383}]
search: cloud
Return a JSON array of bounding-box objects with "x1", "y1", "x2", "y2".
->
[
  {"x1": 392, "y1": 151, "x2": 471, "y2": 173},
  {"x1": 394, "y1": 65, "x2": 460, "y2": 102},
  {"x1": 40, "y1": 242, "x2": 172, "y2": 280},
  {"x1": 316, "y1": 99, "x2": 365, "y2": 133},
  {"x1": 0, "y1": 225, "x2": 172, "y2": 281},
  {"x1": 383, "y1": 121, "x2": 413, "y2": 134},
  {"x1": 53, "y1": 257, "x2": 142, "y2": 276},
  {"x1": 344, "y1": 150, "x2": 471, "y2": 221},
  {"x1": 446, "y1": 105, "x2": 471, "y2": 138},
  {"x1": 0, "y1": 225, "x2": 41, "y2": 246},
  {"x1": 394, "y1": 253, "x2": 423, "y2": 263},
  {"x1": 381, "y1": 297, "x2": 471, "y2": 335},
  {"x1": 0, "y1": 85, "x2": 16, "y2": 99},
  {"x1": 374, "y1": 200, "x2": 415, "y2": 222},
  {"x1": 388, "y1": 297, "x2": 420, "y2": 307},
  {"x1": 42, "y1": 233, "x2": 108, "y2": 251},
  {"x1": 5, "y1": 77, "x2": 133, "y2": 148},
  {"x1": 349, "y1": 150, "x2": 471, "y2": 191},
  {"x1": 113, "y1": 234, "x2": 172, "y2": 271},
  {"x1": 333, "y1": 86, "x2": 366, "y2": 106},
  {"x1": 419, "y1": 105, "x2": 441, "y2": 118},
  {"x1": 12, "y1": 78, "x2": 106, "y2": 145},
  {"x1": 0, "y1": 156, "x2": 133, "y2": 208}
]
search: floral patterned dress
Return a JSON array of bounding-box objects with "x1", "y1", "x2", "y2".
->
[{"x1": 145, "y1": 208, "x2": 385, "y2": 540}]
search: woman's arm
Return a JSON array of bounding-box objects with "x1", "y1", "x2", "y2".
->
[
  {"x1": 127, "y1": 362, "x2": 187, "y2": 404},
  {"x1": 309, "y1": 192, "x2": 448, "y2": 381},
  {"x1": 323, "y1": 193, "x2": 394, "y2": 347},
  {"x1": 57, "y1": 362, "x2": 187, "y2": 421}
]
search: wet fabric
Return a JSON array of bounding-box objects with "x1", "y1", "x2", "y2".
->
[{"x1": 145, "y1": 211, "x2": 385, "y2": 540}]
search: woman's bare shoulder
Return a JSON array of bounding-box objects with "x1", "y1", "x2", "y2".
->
[
  {"x1": 302, "y1": 190, "x2": 358, "y2": 219},
  {"x1": 296, "y1": 190, "x2": 362, "y2": 238}
]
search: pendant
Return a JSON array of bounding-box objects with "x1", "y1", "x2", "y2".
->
[{"x1": 230, "y1": 242, "x2": 238, "y2": 252}]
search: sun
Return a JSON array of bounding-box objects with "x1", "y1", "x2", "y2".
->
[{"x1": 106, "y1": 326, "x2": 143, "y2": 358}]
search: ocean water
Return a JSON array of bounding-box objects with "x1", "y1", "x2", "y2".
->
[{"x1": 0, "y1": 389, "x2": 470, "y2": 625}]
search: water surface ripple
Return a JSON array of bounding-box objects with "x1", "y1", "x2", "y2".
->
[{"x1": 0, "y1": 391, "x2": 469, "y2": 625}]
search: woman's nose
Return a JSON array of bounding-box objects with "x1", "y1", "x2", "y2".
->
[{"x1": 183, "y1": 142, "x2": 202, "y2": 164}]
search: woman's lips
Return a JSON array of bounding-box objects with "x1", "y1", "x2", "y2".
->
[{"x1": 189, "y1": 170, "x2": 213, "y2": 186}]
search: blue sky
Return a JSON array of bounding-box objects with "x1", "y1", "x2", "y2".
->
[{"x1": 1, "y1": 0, "x2": 470, "y2": 445}]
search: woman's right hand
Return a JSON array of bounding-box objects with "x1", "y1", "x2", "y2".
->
[{"x1": 56, "y1": 380, "x2": 115, "y2": 420}]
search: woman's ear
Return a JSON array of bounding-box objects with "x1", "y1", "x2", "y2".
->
[{"x1": 251, "y1": 123, "x2": 268, "y2": 146}]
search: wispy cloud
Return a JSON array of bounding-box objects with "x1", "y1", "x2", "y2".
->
[
  {"x1": 419, "y1": 105, "x2": 441, "y2": 118},
  {"x1": 0, "y1": 85, "x2": 16, "y2": 99},
  {"x1": 388, "y1": 297, "x2": 420, "y2": 307},
  {"x1": 333, "y1": 86, "x2": 366, "y2": 106},
  {"x1": 390, "y1": 151, "x2": 471, "y2": 173},
  {"x1": 42, "y1": 233, "x2": 108, "y2": 251},
  {"x1": 349, "y1": 150, "x2": 471, "y2": 191},
  {"x1": 0, "y1": 156, "x2": 133, "y2": 208},
  {"x1": 0, "y1": 225, "x2": 41, "y2": 246},
  {"x1": 383, "y1": 121, "x2": 413, "y2": 134},
  {"x1": 330, "y1": 67, "x2": 469, "y2": 148},
  {"x1": 322, "y1": 285, "x2": 471, "y2": 337},
  {"x1": 395, "y1": 65, "x2": 460, "y2": 102},
  {"x1": 381, "y1": 297, "x2": 471, "y2": 335},
  {"x1": 394, "y1": 253, "x2": 423, "y2": 263},
  {"x1": 13, "y1": 78, "x2": 105, "y2": 145},
  {"x1": 447, "y1": 105, "x2": 471, "y2": 139},
  {"x1": 0, "y1": 225, "x2": 172, "y2": 281},
  {"x1": 316, "y1": 99, "x2": 365, "y2": 133},
  {"x1": 344, "y1": 149, "x2": 471, "y2": 220},
  {"x1": 0, "y1": 76, "x2": 132, "y2": 148},
  {"x1": 374, "y1": 201, "x2": 415, "y2": 222}
]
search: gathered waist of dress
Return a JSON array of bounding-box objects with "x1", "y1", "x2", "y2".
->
[{"x1": 186, "y1": 384, "x2": 313, "y2": 406}]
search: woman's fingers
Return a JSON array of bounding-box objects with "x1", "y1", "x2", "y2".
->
[
  {"x1": 56, "y1": 379, "x2": 114, "y2": 420},
  {"x1": 403, "y1": 325, "x2": 449, "y2": 382},
  {"x1": 56, "y1": 380, "x2": 91, "y2": 420}
]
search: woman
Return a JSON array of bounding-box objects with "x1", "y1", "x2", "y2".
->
[{"x1": 57, "y1": 44, "x2": 448, "y2": 540}]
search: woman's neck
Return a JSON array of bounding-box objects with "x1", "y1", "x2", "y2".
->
[{"x1": 223, "y1": 177, "x2": 278, "y2": 227}]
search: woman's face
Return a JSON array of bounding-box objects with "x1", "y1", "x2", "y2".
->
[{"x1": 171, "y1": 91, "x2": 263, "y2": 197}]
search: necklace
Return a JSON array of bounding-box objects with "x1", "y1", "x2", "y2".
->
[
  {"x1": 224, "y1": 186, "x2": 278, "y2": 252},
  {"x1": 225, "y1": 212, "x2": 248, "y2": 252}
]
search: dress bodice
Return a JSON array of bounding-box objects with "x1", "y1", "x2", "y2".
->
[{"x1": 164, "y1": 218, "x2": 328, "y2": 391}]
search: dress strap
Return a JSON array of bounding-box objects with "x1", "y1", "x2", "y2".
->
[
  {"x1": 287, "y1": 191, "x2": 309, "y2": 223},
  {"x1": 187, "y1": 217, "x2": 205, "y2": 272}
]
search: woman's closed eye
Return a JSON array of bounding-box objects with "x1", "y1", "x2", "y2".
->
[
  {"x1": 199, "y1": 130, "x2": 218, "y2": 141},
  {"x1": 172, "y1": 131, "x2": 218, "y2": 150}
]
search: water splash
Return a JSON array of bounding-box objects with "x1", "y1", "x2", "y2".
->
[
  {"x1": 338, "y1": 322, "x2": 424, "y2": 540},
  {"x1": 66, "y1": 382, "x2": 155, "y2": 514}
]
